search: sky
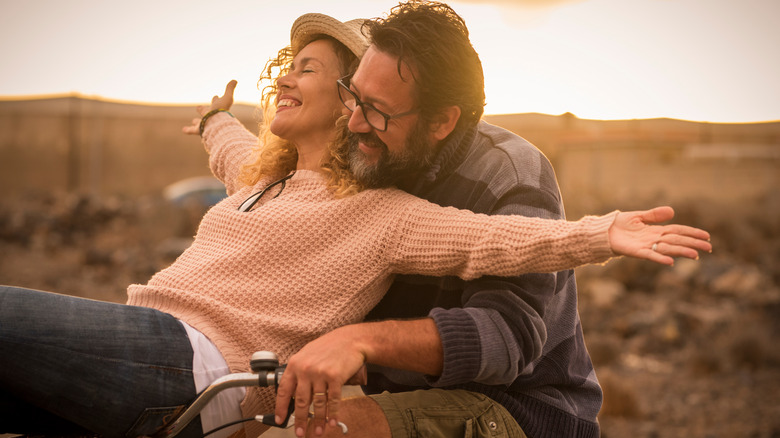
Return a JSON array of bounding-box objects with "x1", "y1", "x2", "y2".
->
[{"x1": 0, "y1": 0, "x2": 778, "y2": 123}]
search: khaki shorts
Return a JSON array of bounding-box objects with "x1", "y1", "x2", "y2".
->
[{"x1": 368, "y1": 389, "x2": 527, "y2": 438}]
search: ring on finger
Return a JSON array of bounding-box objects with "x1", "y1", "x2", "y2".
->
[{"x1": 651, "y1": 243, "x2": 658, "y2": 251}]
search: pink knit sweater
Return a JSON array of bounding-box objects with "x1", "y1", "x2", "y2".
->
[{"x1": 126, "y1": 113, "x2": 617, "y2": 432}]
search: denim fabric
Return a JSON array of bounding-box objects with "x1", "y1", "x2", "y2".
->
[{"x1": 0, "y1": 286, "x2": 202, "y2": 438}]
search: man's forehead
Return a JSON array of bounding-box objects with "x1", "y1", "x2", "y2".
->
[{"x1": 353, "y1": 46, "x2": 415, "y2": 106}]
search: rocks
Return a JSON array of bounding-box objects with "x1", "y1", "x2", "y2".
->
[
  {"x1": 0, "y1": 190, "x2": 204, "y2": 301},
  {"x1": 575, "y1": 201, "x2": 780, "y2": 437},
  {"x1": 599, "y1": 370, "x2": 642, "y2": 418},
  {"x1": 580, "y1": 277, "x2": 626, "y2": 308}
]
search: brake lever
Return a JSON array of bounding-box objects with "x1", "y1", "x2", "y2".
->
[
  {"x1": 250, "y1": 353, "x2": 293, "y2": 428},
  {"x1": 249, "y1": 352, "x2": 347, "y2": 434},
  {"x1": 254, "y1": 398, "x2": 295, "y2": 428}
]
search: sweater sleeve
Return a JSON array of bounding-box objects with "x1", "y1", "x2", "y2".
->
[
  {"x1": 387, "y1": 199, "x2": 618, "y2": 280},
  {"x1": 200, "y1": 112, "x2": 259, "y2": 195}
]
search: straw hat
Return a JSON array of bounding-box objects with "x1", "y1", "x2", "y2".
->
[{"x1": 290, "y1": 13, "x2": 368, "y2": 58}]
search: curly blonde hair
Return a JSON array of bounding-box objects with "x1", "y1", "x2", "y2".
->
[{"x1": 238, "y1": 36, "x2": 364, "y2": 197}]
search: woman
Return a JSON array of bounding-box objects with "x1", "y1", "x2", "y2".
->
[{"x1": 0, "y1": 13, "x2": 710, "y2": 438}]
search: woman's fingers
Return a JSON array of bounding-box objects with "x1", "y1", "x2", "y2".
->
[
  {"x1": 661, "y1": 224, "x2": 711, "y2": 242},
  {"x1": 224, "y1": 79, "x2": 237, "y2": 98},
  {"x1": 659, "y1": 233, "x2": 712, "y2": 253},
  {"x1": 647, "y1": 231, "x2": 713, "y2": 264},
  {"x1": 638, "y1": 206, "x2": 675, "y2": 224},
  {"x1": 181, "y1": 117, "x2": 202, "y2": 135},
  {"x1": 182, "y1": 81, "x2": 238, "y2": 135}
]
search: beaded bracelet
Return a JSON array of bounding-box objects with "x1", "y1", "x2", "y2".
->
[{"x1": 199, "y1": 109, "x2": 234, "y2": 136}]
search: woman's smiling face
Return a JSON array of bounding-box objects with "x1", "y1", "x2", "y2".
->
[{"x1": 269, "y1": 39, "x2": 345, "y2": 148}]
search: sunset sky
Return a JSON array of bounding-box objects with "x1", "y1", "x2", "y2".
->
[{"x1": 1, "y1": 0, "x2": 777, "y2": 123}]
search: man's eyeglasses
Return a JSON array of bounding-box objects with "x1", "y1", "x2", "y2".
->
[{"x1": 337, "y1": 75, "x2": 417, "y2": 132}]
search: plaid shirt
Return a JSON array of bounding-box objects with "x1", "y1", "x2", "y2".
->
[{"x1": 364, "y1": 121, "x2": 602, "y2": 438}]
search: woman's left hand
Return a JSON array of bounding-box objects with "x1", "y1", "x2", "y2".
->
[{"x1": 609, "y1": 206, "x2": 712, "y2": 265}]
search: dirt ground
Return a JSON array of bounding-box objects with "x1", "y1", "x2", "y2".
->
[{"x1": 1, "y1": 190, "x2": 779, "y2": 438}]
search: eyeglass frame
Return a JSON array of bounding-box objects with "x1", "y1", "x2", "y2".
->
[
  {"x1": 237, "y1": 171, "x2": 295, "y2": 212},
  {"x1": 336, "y1": 75, "x2": 418, "y2": 132}
]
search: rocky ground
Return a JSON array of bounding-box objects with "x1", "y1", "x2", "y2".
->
[{"x1": 1, "y1": 190, "x2": 779, "y2": 438}]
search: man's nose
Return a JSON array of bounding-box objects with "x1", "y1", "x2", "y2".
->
[{"x1": 346, "y1": 105, "x2": 371, "y2": 133}]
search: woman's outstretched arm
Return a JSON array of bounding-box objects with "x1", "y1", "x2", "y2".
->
[
  {"x1": 181, "y1": 80, "x2": 259, "y2": 194},
  {"x1": 389, "y1": 201, "x2": 712, "y2": 279}
]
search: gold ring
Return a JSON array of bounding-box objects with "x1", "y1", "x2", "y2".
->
[{"x1": 313, "y1": 392, "x2": 327, "y2": 397}]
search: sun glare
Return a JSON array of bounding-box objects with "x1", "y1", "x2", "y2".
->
[
  {"x1": 0, "y1": 0, "x2": 777, "y2": 123},
  {"x1": 457, "y1": 0, "x2": 780, "y2": 122}
]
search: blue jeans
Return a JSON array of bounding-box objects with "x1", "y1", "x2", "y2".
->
[{"x1": 0, "y1": 286, "x2": 202, "y2": 438}]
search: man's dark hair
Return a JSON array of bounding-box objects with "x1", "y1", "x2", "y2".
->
[{"x1": 364, "y1": 1, "x2": 486, "y2": 134}]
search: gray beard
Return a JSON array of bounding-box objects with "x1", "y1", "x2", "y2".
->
[{"x1": 347, "y1": 122, "x2": 436, "y2": 189}]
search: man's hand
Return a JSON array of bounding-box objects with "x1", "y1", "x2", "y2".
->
[
  {"x1": 609, "y1": 206, "x2": 712, "y2": 265},
  {"x1": 275, "y1": 318, "x2": 442, "y2": 437},
  {"x1": 275, "y1": 325, "x2": 369, "y2": 437},
  {"x1": 182, "y1": 80, "x2": 237, "y2": 135}
]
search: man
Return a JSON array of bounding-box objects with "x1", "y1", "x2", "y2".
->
[{"x1": 275, "y1": 2, "x2": 602, "y2": 438}]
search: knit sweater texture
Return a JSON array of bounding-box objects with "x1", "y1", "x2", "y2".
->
[{"x1": 126, "y1": 113, "x2": 616, "y2": 436}]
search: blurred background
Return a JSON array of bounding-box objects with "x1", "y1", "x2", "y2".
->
[{"x1": 1, "y1": 1, "x2": 778, "y2": 437}]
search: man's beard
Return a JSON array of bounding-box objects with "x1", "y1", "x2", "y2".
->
[{"x1": 346, "y1": 120, "x2": 437, "y2": 189}]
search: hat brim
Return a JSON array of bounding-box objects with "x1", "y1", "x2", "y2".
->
[{"x1": 290, "y1": 13, "x2": 368, "y2": 58}]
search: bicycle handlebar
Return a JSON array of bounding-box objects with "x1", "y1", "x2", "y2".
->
[{"x1": 154, "y1": 351, "x2": 292, "y2": 438}]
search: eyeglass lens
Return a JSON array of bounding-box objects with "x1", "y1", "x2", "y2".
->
[{"x1": 338, "y1": 79, "x2": 388, "y2": 132}]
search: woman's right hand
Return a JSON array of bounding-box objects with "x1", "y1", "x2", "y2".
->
[{"x1": 182, "y1": 80, "x2": 238, "y2": 135}]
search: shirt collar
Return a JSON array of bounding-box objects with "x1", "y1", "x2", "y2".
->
[{"x1": 400, "y1": 123, "x2": 478, "y2": 194}]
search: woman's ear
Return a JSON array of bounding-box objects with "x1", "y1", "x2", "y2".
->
[{"x1": 429, "y1": 105, "x2": 462, "y2": 142}]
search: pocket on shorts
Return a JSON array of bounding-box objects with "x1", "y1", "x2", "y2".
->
[
  {"x1": 414, "y1": 415, "x2": 473, "y2": 437},
  {"x1": 410, "y1": 403, "x2": 518, "y2": 438}
]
